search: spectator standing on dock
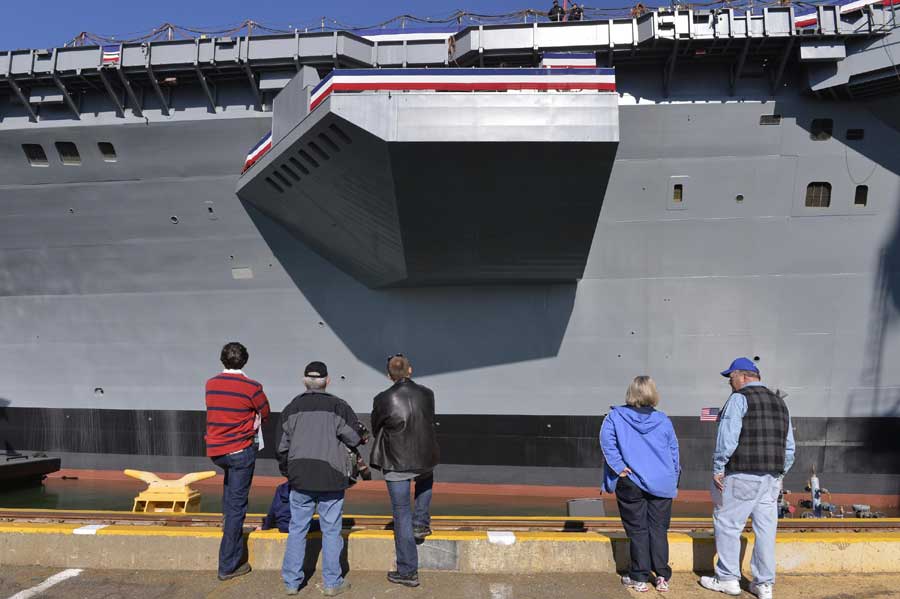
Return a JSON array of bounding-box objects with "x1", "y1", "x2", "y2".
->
[
  {"x1": 259, "y1": 481, "x2": 291, "y2": 533},
  {"x1": 600, "y1": 376, "x2": 680, "y2": 593},
  {"x1": 569, "y1": 3, "x2": 585, "y2": 21},
  {"x1": 278, "y1": 361, "x2": 363, "y2": 596},
  {"x1": 205, "y1": 341, "x2": 271, "y2": 581},
  {"x1": 548, "y1": 0, "x2": 565, "y2": 21},
  {"x1": 370, "y1": 354, "x2": 440, "y2": 588},
  {"x1": 699, "y1": 358, "x2": 795, "y2": 599}
]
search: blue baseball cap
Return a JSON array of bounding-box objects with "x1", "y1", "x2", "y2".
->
[{"x1": 721, "y1": 357, "x2": 759, "y2": 378}]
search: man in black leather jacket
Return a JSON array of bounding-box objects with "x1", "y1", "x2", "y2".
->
[{"x1": 370, "y1": 354, "x2": 439, "y2": 588}]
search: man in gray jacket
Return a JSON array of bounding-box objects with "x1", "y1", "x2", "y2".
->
[{"x1": 278, "y1": 361, "x2": 362, "y2": 597}]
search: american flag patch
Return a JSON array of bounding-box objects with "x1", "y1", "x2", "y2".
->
[
  {"x1": 700, "y1": 407, "x2": 720, "y2": 422},
  {"x1": 102, "y1": 45, "x2": 121, "y2": 65}
]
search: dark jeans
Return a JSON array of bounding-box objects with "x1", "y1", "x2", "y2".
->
[
  {"x1": 615, "y1": 476, "x2": 673, "y2": 582},
  {"x1": 385, "y1": 472, "x2": 434, "y2": 575},
  {"x1": 212, "y1": 445, "x2": 257, "y2": 576}
]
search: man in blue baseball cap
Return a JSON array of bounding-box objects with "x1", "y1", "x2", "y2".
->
[{"x1": 700, "y1": 358, "x2": 795, "y2": 599}]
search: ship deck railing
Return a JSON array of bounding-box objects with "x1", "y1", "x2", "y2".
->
[{"x1": 0, "y1": 5, "x2": 895, "y2": 115}]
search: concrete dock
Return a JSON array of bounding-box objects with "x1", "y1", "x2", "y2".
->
[
  {"x1": 1, "y1": 519, "x2": 899, "y2": 575},
  {"x1": 1, "y1": 567, "x2": 899, "y2": 598}
]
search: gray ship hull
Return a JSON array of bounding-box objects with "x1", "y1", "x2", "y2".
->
[{"x1": 1, "y1": 13, "x2": 899, "y2": 495}]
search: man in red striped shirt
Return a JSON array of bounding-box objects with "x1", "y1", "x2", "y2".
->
[{"x1": 206, "y1": 341, "x2": 270, "y2": 581}]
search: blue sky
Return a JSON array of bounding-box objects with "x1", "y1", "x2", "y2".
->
[{"x1": 2, "y1": 0, "x2": 644, "y2": 50}]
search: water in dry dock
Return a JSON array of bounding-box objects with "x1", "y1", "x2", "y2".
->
[
  {"x1": 0, "y1": 476, "x2": 715, "y2": 517},
  {"x1": 3, "y1": 475, "x2": 897, "y2": 517}
]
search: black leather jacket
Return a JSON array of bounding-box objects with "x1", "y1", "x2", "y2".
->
[{"x1": 370, "y1": 378, "x2": 439, "y2": 473}]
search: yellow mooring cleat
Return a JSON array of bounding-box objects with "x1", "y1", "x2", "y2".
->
[{"x1": 124, "y1": 469, "x2": 217, "y2": 513}]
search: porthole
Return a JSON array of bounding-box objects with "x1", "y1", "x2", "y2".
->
[
  {"x1": 55, "y1": 141, "x2": 81, "y2": 165},
  {"x1": 98, "y1": 142, "x2": 117, "y2": 162},
  {"x1": 805, "y1": 182, "x2": 832, "y2": 208},
  {"x1": 810, "y1": 119, "x2": 833, "y2": 141},
  {"x1": 22, "y1": 144, "x2": 49, "y2": 167}
]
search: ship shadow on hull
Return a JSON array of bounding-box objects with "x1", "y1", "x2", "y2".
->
[
  {"x1": 779, "y1": 98, "x2": 900, "y2": 493},
  {"x1": 855, "y1": 180, "x2": 900, "y2": 493},
  {"x1": 244, "y1": 204, "x2": 576, "y2": 376}
]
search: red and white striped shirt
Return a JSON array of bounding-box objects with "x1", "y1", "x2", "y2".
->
[{"x1": 205, "y1": 370, "x2": 271, "y2": 457}]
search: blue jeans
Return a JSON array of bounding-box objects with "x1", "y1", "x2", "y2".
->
[
  {"x1": 282, "y1": 489, "x2": 346, "y2": 591},
  {"x1": 385, "y1": 472, "x2": 433, "y2": 575},
  {"x1": 211, "y1": 445, "x2": 257, "y2": 576}
]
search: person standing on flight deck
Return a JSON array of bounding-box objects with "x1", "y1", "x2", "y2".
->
[
  {"x1": 205, "y1": 341, "x2": 271, "y2": 581},
  {"x1": 548, "y1": 0, "x2": 566, "y2": 22},
  {"x1": 569, "y1": 2, "x2": 585, "y2": 21},
  {"x1": 700, "y1": 358, "x2": 795, "y2": 599}
]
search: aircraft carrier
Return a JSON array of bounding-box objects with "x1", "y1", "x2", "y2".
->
[{"x1": 0, "y1": 4, "x2": 899, "y2": 494}]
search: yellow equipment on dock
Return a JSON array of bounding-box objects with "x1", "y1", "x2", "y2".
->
[{"x1": 124, "y1": 469, "x2": 217, "y2": 513}]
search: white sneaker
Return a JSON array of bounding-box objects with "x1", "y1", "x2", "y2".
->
[
  {"x1": 699, "y1": 576, "x2": 741, "y2": 596},
  {"x1": 749, "y1": 581, "x2": 773, "y2": 599},
  {"x1": 621, "y1": 575, "x2": 650, "y2": 592},
  {"x1": 655, "y1": 577, "x2": 670, "y2": 593}
]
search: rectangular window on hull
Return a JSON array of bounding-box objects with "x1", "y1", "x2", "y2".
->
[
  {"x1": 759, "y1": 114, "x2": 782, "y2": 125},
  {"x1": 55, "y1": 141, "x2": 81, "y2": 165},
  {"x1": 22, "y1": 144, "x2": 49, "y2": 167},
  {"x1": 805, "y1": 182, "x2": 832, "y2": 207},
  {"x1": 672, "y1": 184, "x2": 683, "y2": 203},
  {"x1": 98, "y1": 142, "x2": 117, "y2": 162},
  {"x1": 810, "y1": 119, "x2": 833, "y2": 141},
  {"x1": 855, "y1": 185, "x2": 868, "y2": 207}
]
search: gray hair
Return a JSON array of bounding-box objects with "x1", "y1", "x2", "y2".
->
[{"x1": 304, "y1": 376, "x2": 327, "y2": 390}]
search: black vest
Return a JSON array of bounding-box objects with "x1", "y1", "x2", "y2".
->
[{"x1": 725, "y1": 385, "x2": 790, "y2": 475}]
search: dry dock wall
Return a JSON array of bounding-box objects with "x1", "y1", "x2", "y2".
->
[{"x1": 1, "y1": 523, "x2": 899, "y2": 574}]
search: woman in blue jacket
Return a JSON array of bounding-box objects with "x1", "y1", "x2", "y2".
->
[{"x1": 601, "y1": 376, "x2": 680, "y2": 593}]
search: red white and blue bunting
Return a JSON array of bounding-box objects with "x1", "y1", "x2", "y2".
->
[
  {"x1": 242, "y1": 131, "x2": 272, "y2": 173},
  {"x1": 309, "y1": 67, "x2": 616, "y2": 112}
]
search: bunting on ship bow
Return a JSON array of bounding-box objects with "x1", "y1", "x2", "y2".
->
[{"x1": 239, "y1": 67, "x2": 619, "y2": 288}]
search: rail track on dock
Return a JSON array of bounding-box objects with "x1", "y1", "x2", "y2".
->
[{"x1": 1, "y1": 509, "x2": 897, "y2": 533}]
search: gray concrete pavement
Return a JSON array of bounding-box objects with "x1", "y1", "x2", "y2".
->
[{"x1": 1, "y1": 567, "x2": 899, "y2": 599}]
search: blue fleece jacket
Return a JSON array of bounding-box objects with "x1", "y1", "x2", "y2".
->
[{"x1": 600, "y1": 405, "x2": 681, "y2": 498}]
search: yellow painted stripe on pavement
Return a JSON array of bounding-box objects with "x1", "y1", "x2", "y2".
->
[{"x1": 95, "y1": 525, "x2": 222, "y2": 537}]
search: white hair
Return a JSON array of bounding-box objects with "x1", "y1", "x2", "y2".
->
[{"x1": 304, "y1": 376, "x2": 327, "y2": 390}]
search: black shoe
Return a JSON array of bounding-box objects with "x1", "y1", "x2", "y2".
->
[
  {"x1": 218, "y1": 562, "x2": 251, "y2": 581},
  {"x1": 413, "y1": 526, "x2": 432, "y2": 541},
  {"x1": 387, "y1": 571, "x2": 420, "y2": 587}
]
